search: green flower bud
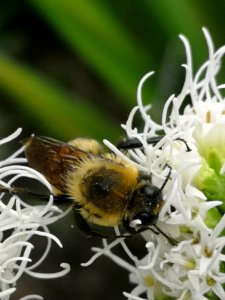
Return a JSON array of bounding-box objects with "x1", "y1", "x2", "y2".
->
[{"x1": 193, "y1": 125, "x2": 225, "y2": 213}]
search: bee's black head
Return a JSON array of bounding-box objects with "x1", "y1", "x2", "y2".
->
[{"x1": 132, "y1": 184, "x2": 163, "y2": 226}]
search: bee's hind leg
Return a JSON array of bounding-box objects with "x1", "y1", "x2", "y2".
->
[
  {"x1": 123, "y1": 219, "x2": 159, "y2": 236},
  {"x1": 73, "y1": 206, "x2": 94, "y2": 237}
]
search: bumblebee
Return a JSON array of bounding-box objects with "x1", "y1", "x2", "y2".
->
[{"x1": 19, "y1": 135, "x2": 182, "y2": 244}]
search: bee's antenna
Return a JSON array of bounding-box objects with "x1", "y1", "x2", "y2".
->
[
  {"x1": 159, "y1": 165, "x2": 172, "y2": 193},
  {"x1": 175, "y1": 138, "x2": 191, "y2": 152}
]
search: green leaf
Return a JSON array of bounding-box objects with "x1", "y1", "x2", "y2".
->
[
  {"x1": 146, "y1": 0, "x2": 208, "y2": 67},
  {"x1": 29, "y1": 0, "x2": 154, "y2": 107},
  {"x1": 0, "y1": 53, "x2": 120, "y2": 141}
]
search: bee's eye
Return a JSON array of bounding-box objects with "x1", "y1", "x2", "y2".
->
[{"x1": 141, "y1": 185, "x2": 161, "y2": 198}]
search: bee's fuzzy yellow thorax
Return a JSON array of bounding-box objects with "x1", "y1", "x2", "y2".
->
[
  {"x1": 68, "y1": 137, "x2": 103, "y2": 155},
  {"x1": 66, "y1": 157, "x2": 139, "y2": 227}
]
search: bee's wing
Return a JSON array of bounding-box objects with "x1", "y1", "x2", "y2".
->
[{"x1": 24, "y1": 136, "x2": 90, "y2": 193}]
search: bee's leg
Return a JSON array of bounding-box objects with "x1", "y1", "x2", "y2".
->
[
  {"x1": 73, "y1": 207, "x2": 98, "y2": 237},
  {"x1": 122, "y1": 219, "x2": 137, "y2": 235},
  {"x1": 159, "y1": 164, "x2": 172, "y2": 192},
  {"x1": 122, "y1": 219, "x2": 159, "y2": 236},
  {"x1": 117, "y1": 136, "x2": 191, "y2": 152},
  {"x1": 0, "y1": 184, "x2": 70, "y2": 202},
  {"x1": 153, "y1": 224, "x2": 177, "y2": 246},
  {"x1": 136, "y1": 225, "x2": 177, "y2": 246},
  {"x1": 117, "y1": 136, "x2": 162, "y2": 150},
  {"x1": 139, "y1": 164, "x2": 172, "y2": 189},
  {"x1": 122, "y1": 219, "x2": 177, "y2": 246}
]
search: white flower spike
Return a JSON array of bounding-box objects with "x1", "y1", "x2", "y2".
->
[
  {"x1": 88, "y1": 28, "x2": 225, "y2": 299},
  {"x1": 0, "y1": 129, "x2": 70, "y2": 299}
]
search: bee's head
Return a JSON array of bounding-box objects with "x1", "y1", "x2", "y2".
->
[{"x1": 129, "y1": 183, "x2": 164, "y2": 227}]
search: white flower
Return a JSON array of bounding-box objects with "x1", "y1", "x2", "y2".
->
[
  {"x1": 84, "y1": 28, "x2": 225, "y2": 299},
  {"x1": 0, "y1": 128, "x2": 71, "y2": 300}
]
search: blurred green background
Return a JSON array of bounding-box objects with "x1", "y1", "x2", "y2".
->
[
  {"x1": 2, "y1": 0, "x2": 225, "y2": 143},
  {"x1": 0, "y1": 0, "x2": 224, "y2": 299}
]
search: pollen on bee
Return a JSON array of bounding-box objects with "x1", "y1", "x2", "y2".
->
[{"x1": 68, "y1": 137, "x2": 103, "y2": 154}]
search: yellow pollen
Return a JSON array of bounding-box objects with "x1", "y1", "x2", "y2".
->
[
  {"x1": 184, "y1": 260, "x2": 196, "y2": 270},
  {"x1": 192, "y1": 237, "x2": 199, "y2": 244},
  {"x1": 144, "y1": 275, "x2": 155, "y2": 287},
  {"x1": 204, "y1": 246, "x2": 212, "y2": 257},
  {"x1": 206, "y1": 111, "x2": 211, "y2": 123},
  {"x1": 180, "y1": 226, "x2": 191, "y2": 234},
  {"x1": 206, "y1": 275, "x2": 216, "y2": 286},
  {"x1": 191, "y1": 207, "x2": 199, "y2": 219},
  {"x1": 222, "y1": 110, "x2": 225, "y2": 115}
]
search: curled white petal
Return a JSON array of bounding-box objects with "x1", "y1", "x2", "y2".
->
[{"x1": 0, "y1": 130, "x2": 70, "y2": 298}]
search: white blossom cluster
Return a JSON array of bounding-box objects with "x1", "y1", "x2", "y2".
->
[
  {"x1": 84, "y1": 29, "x2": 225, "y2": 300},
  {"x1": 0, "y1": 128, "x2": 70, "y2": 300}
]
